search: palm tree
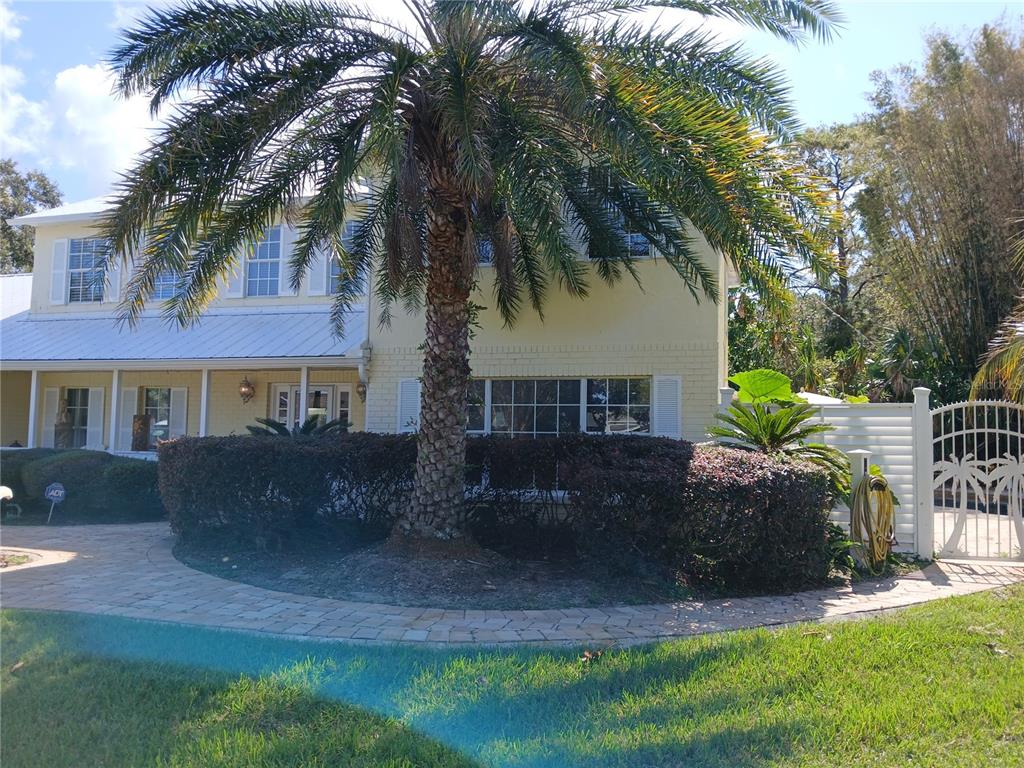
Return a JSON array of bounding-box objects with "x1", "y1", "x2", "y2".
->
[{"x1": 101, "y1": 0, "x2": 839, "y2": 546}]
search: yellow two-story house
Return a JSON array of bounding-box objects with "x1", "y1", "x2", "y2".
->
[{"x1": 0, "y1": 196, "x2": 731, "y2": 452}]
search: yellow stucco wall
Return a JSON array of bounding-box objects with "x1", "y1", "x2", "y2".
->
[
  {"x1": 35, "y1": 370, "x2": 114, "y2": 448},
  {"x1": 2, "y1": 367, "x2": 365, "y2": 447},
  {"x1": 365, "y1": 254, "x2": 729, "y2": 442},
  {"x1": 27, "y1": 219, "x2": 363, "y2": 316},
  {"x1": 206, "y1": 368, "x2": 365, "y2": 435},
  {"x1": 1, "y1": 371, "x2": 31, "y2": 446},
  {"x1": 119, "y1": 370, "x2": 205, "y2": 437}
]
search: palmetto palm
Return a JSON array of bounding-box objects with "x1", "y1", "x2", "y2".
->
[{"x1": 102, "y1": 0, "x2": 838, "y2": 544}]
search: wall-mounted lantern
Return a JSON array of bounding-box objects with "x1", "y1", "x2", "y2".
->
[{"x1": 238, "y1": 376, "x2": 256, "y2": 404}]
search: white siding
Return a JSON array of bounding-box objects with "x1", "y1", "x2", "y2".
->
[{"x1": 811, "y1": 403, "x2": 917, "y2": 550}]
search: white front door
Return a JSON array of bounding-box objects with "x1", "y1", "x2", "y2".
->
[{"x1": 273, "y1": 384, "x2": 335, "y2": 430}]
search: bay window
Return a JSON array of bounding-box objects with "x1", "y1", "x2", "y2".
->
[{"x1": 466, "y1": 377, "x2": 651, "y2": 436}]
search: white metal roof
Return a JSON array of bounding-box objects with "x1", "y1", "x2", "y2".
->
[
  {"x1": 0, "y1": 308, "x2": 367, "y2": 369},
  {"x1": 7, "y1": 183, "x2": 374, "y2": 227},
  {"x1": 6, "y1": 197, "x2": 116, "y2": 226}
]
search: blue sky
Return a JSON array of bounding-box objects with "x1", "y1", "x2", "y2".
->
[{"x1": 0, "y1": 0, "x2": 1016, "y2": 204}]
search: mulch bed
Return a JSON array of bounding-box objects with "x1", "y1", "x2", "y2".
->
[{"x1": 175, "y1": 536, "x2": 691, "y2": 610}]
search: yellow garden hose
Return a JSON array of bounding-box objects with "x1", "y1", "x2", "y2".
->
[{"x1": 849, "y1": 474, "x2": 896, "y2": 574}]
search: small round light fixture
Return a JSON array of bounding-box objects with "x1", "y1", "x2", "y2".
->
[
  {"x1": 238, "y1": 376, "x2": 256, "y2": 404},
  {"x1": 356, "y1": 381, "x2": 367, "y2": 402}
]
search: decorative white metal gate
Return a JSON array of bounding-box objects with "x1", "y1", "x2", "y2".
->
[{"x1": 932, "y1": 401, "x2": 1024, "y2": 560}]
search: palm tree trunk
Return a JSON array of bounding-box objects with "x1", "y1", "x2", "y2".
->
[{"x1": 394, "y1": 177, "x2": 473, "y2": 544}]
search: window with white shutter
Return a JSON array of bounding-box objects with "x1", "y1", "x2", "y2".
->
[
  {"x1": 85, "y1": 386, "x2": 106, "y2": 449},
  {"x1": 118, "y1": 387, "x2": 138, "y2": 450},
  {"x1": 651, "y1": 375, "x2": 682, "y2": 439},
  {"x1": 41, "y1": 388, "x2": 59, "y2": 447},
  {"x1": 396, "y1": 379, "x2": 421, "y2": 433},
  {"x1": 50, "y1": 240, "x2": 68, "y2": 305}
]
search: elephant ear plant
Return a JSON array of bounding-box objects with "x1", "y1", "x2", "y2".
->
[{"x1": 710, "y1": 369, "x2": 849, "y2": 493}]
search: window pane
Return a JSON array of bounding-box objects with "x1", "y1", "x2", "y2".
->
[
  {"x1": 467, "y1": 405, "x2": 485, "y2": 432},
  {"x1": 559, "y1": 379, "x2": 580, "y2": 404},
  {"x1": 608, "y1": 378, "x2": 628, "y2": 404},
  {"x1": 605, "y1": 405, "x2": 628, "y2": 432},
  {"x1": 513, "y1": 405, "x2": 535, "y2": 433},
  {"x1": 512, "y1": 379, "x2": 535, "y2": 404},
  {"x1": 629, "y1": 405, "x2": 650, "y2": 433},
  {"x1": 629, "y1": 378, "x2": 651, "y2": 405},
  {"x1": 587, "y1": 378, "x2": 608, "y2": 405},
  {"x1": 490, "y1": 404, "x2": 512, "y2": 432},
  {"x1": 586, "y1": 406, "x2": 607, "y2": 433},
  {"x1": 491, "y1": 380, "x2": 513, "y2": 404},
  {"x1": 536, "y1": 405, "x2": 557, "y2": 433},
  {"x1": 536, "y1": 379, "x2": 557, "y2": 404},
  {"x1": 558, "y1": 405, "x2": 580, "y2": 433}
]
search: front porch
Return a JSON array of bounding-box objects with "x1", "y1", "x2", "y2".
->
[{"x1": 0, "y1": 363, "x2": 366, "y2": 451}]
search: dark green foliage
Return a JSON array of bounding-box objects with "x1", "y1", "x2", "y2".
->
[
  {"x1": 3, "y1": 449, "x2": 163, "y2": 521},
  {"x1": 568, "y1": 441, "x2": 836, "y2": 593},
  {"x1": 158, "y1": 434, "x2": 417, "y2": 549},
  {"x1": 1, "y1": 158, "x2": 62, "y2": 273},
  {"x1": 245, "y1": 416, "x2": 348, "y2": 437},
  {"x1": 0, "y1": 448, "x2": 59, "y2": 500},
  {"x1": 160, "y1": 433, "x2": 836, "y2": 592}
]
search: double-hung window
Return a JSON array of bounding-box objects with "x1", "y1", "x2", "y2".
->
[
  {"x1": 246, "y1": 226, "x2": 281, "y2": 296},
  {"x1": 67, "y1": 238, "x2": 108, "y2": 303},
  {"x1": 152, "y1": 271, "x2": 176, "y2": 300},
  {"x1": 329, "y1": 221, "x2": 366, "y2": 295},
  {"x1": 467, "y1": 377, "x2": 651, "y2": 436},
  {"x1": 585, "y1": 377, "x2": 650, "y2": 434}
]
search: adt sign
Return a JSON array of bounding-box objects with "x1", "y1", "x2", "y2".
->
[
  {"x1": 45, "y1": 483, "x2": 66, "y2": 504},
  {"x1": 45, "y1": 482, "x2": 66, "y2": 524}
]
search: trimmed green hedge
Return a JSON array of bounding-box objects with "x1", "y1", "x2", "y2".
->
[
  {"x1": 160, "y1": 433, "x2": 837, "y2": 593},
  {"x1": 0, "y1": 448, "x2": 163, "y2": 522}
]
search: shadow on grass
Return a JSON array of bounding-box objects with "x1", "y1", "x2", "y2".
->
[{"x1": 0, "y1": 609, "x2": 816, "y2": 768}]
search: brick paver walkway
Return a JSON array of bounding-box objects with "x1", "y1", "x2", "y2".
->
[{"x1": 2, "y1": 523, "x2": 1022, "y2": 646}]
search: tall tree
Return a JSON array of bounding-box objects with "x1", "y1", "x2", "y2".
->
[
  {"x1": 0, "y1": 159, "x2": 62, "y2": 273},
  {"x1": 796, "y1": 124, "x2": 870, "y2": 354},
  {"x1": 103, "y1": 0, "x2": 838, "y2": 546},
  {"x1": 856, "y1": 24, "x2": 1024, "y2": 399}
]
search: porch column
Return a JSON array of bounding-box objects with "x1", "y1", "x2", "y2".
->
[
  {"x1": 298, "y1": 366, "x2": 309, "y2": 425},
  {"x1": 198, "y1": 368, "x2": 210, "y2": 436},
  {"x1": 26, "y1": 369, "x2": 38, "y2": 448},
  {"x1": 108, "y1": 369, "x2": 121, "y2": 450}
]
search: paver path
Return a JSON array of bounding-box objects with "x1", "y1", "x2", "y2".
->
[{"x1": 2, "y1": 523, "x2": 1023, "y2": 646}]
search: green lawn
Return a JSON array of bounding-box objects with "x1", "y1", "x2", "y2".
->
[{"x1": 3, "y1": 586, "x2": 1023, "y2": 767}]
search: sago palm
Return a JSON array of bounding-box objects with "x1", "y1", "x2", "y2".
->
[{"x1": 101, "y1": 0, "x2": 839, "y2": 545}]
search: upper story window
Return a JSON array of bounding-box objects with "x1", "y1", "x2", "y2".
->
[
  {"x1": 330, "y1": 221, "x2": 366, "y2": 295},
  {"x1": 67, "y1": 238, "x2": 108, "y2": 303},
  {"x1": 246, "y1": 226, "x2": 281, "y2": 297},
  {"x1": 624, "y1": 229, "x2": 652, "y2": 259},
  {"x1": 152, "y1": 270, "x2": 176, "y2": 300}
]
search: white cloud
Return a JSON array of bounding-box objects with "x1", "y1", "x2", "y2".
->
[
  {"x1": 1, "y1": 60, "x2": 159, "y2": 195},
  {"x1": 0, "y1": 0, "x2": 22, "y2": 42},
  {"x1": 49, "y1": 64, "x2": 156, "y2": 186},
  {"x1": 0, "y1": 63, "x2": 52, "y2": 156}
]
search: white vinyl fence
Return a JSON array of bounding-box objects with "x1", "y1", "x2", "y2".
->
[{"x1": 719, "y1": 387, "x2": 933, "y2": 558}]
